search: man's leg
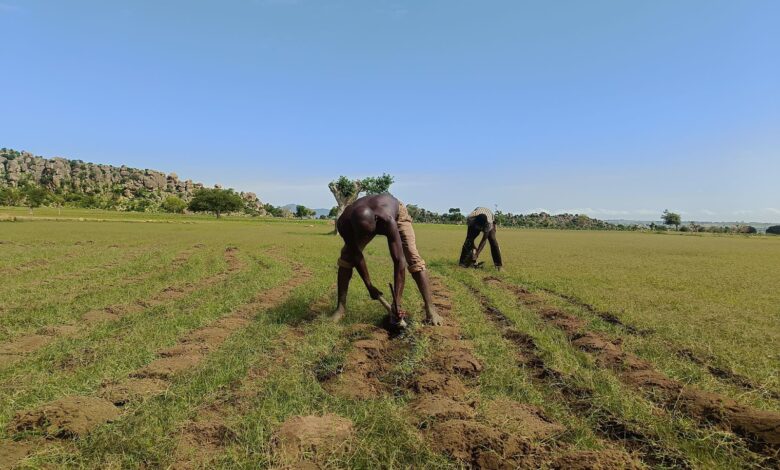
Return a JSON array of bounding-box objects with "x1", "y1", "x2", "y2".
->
[
  {"x1": 411, "y1": 269, "x2": 443, "y2": 325},
  {"x1": 487, "y1": 226, "x2": 503, "y2": 270},
  {"x1": 459, "y1": 223, "x2": 480, "y2": 266},
  {"x1": 332, "y1": 252, "x2": 354, "y2": 322},
  {"x1": 397, "y1": 203, "x2": 443, "y2": 325}
]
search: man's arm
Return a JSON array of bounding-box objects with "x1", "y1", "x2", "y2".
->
[{"x1": 353, "y1": 251, "x2": 383, "y2": 299}]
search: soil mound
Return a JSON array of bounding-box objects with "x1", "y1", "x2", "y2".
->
[
  {"x1": 100, "y1": 378, "x2": 169, "y2": 405},
  {"x1": 677, "y1": 388, "x2": 780, "y2": 446},
  {"x1": 174, "y1": 411, "x2": 236, "y2": 466},
  {"x1": 412, "y1": 395, "x2": 476, "y2": 421},
  {"x1": 432, "y1": 342, "x2": 483, "y2": 377},
  {"x1": 274, "y1": 414, "x2": 354, "y2": 461},
  {"x1": 10, "y1": 396, "x2": 120, "y2": 438},
  {"x1": 133, "y1": 354, "x2": 202, "y2": 379},
  {"x1": 551, "y1": 450, "x2": 641, "y2": 470},
  {"x1": 413, "y1": 371, "x2": 467, "y2": 398},
  {"x1": 0, "y1": 335, "x2": 52, "y2": 355},
  {"x1": 428, "y1": 419, "x2": 531, "y2": 468},
  {"x1": 483, "y1": 398, "x2": 565, "y2": 440},
  {"x1": 323, "y1": 325, "x2": 391, "y2": 399}
]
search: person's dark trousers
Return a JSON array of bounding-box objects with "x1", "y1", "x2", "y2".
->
[
  {"x1": 485, "y1": 225, "x2": 503, "y2": 267},
  {"x1": 459, "y1": 223, "x2": 482, "y2": 266}
]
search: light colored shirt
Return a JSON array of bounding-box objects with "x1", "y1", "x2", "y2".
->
[{"x1": 467, "y1": 207, "x2": 494, "y2": 232}]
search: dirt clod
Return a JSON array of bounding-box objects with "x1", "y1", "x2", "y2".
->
[
  {"x1": 551, "y1": 450, "x2": 641, "y2": 470},
  {"x1": 0, "y1": 440, "x2": 36, "y2": 469},
  {"x1": 432, "y1": 345, "x2": 483, "y2": 377},
  {"x1": 413, "y1": 372, "x2": 467, "y2": 398},
  {"x1": 133, "y1": 355, "x2": 203, "y2": 379},
  {"x1": 0, "y1": 335, "x2": 53, "y2": 355},
  {"x1": 483, "y1": 398, "x2": 565, "y2": 440},
  {"x1": 412, "y1": 395, "x2": 476, "y2": 422},
  {"x1": 10, "y1": 396, "x2": 120, "y2": 438},
  {"x1": 275, "y1": 414, "x2": 354, "y2": 461},
  {"x1": 428, "y1": 419, "x2": 531, "y2": 467}
]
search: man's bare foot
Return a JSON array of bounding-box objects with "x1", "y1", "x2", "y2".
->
[
  {"x1": 425, "y1": 309, "x2": 444, "y2": 326},
  {"x1": 330, "y1": 307, "x2": 345, "y2": 322}
]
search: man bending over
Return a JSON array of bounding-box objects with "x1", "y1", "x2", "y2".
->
[
  {"x1": 332, "y1": 194, "x2": 443, "y2": 326},
  {"x1": 459, "y1": 207, "x2": 503, "y2": 270}
]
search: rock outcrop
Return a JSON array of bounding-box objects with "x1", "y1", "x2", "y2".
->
[{"x1": 0, "y1": 148, "x2": 264, "y2": 214}]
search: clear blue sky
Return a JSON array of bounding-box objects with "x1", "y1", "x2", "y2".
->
[{"x1": 2, "y1": 1, "x2": 778, "y2": 222}]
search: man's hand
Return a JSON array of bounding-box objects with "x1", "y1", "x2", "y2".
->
[{"x1": 368, "y1": 284, "x2": 383, "y2": 300}]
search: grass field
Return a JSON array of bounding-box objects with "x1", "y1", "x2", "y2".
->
[{"x1": 1, "y1": 208, "x2": 779, "y2": 469}]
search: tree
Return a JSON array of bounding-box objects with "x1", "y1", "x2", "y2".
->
[
  {"x1": 328, "y1": 206, "x2": 338, "y2": 218},
  {"x1": 328, "y1": 174, "x2": 394, "y2": 234},
  {"x1": 22, "y1": 185, "x2": 49, "y2": 214},
  {"x1": 296, "y1": 205, "x2": 315, "y2": 219},
  {"x1": 447, "y1": 208, "x2": 464, "y2": 223},
  {"x1": 661, "y1": 210, "x2": 681, "y2": 230},
  {"x1": 0, "y1": 187, "x2": 23, "y2": 206},
  {"x1": 767, "y1": 225, "x2": 780, "y2": 235},
  {"x1": 187, "y1": 188, "x2": 243, "y2": 218},
  {"x1": 263, "y1": 203, "x2": 283, "y2": 217},
  {"x1": 161, "y1": 196, "x2": 187, "y2": 214}
]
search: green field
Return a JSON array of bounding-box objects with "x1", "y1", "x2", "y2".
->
[{"x1": 1, "y1": 208, "x2": 778, "y2": 469}]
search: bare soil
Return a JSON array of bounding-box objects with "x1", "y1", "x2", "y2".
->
[
  {"x1": 274, "y1": 414, "x2": 354, "y2": 462},
  {"x1": 9, "y1": 396, "x2": 120, "y2": 438},
  {"x1": 492, "y1": 276, "x2": 780, "y2": 454},
  {"x1": 99, "y1": 378, "x2": 170, "y2": 406}
]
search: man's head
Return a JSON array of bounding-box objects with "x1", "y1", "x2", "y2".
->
[
  {"x1": 350, "y1": 206, "x2": 377, "y2": 234},
  {"x1": 472, "y1": 213, "x2": 489, "y2": 232}
]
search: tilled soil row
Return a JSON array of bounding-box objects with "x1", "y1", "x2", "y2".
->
[
  {"x1": 0, "y1": 245, "x2": 232, "y2": 368},
  {"x1": 486, "y1": 276, "x2": 780, "y2": 456},
  {"x1": 536, "y1": 286, "x2": 654, "y2": 337},
  {"x1": 411, "y1": 276, "x2": 642, "y2": 469},
  {"x1": 0, "y1": 246, "x2": 151, "y2": 316},
  {"x1": 0, "y1": 254, "x2": 309, "y2": 468},
  {"x1": 538, "y1": 285, "x2": 779, "y2": 400},
  {"x1": 171, "y1": 287, "x2": 335, "y2": 468},
  {"x1": 675, "y1": 348, "x2": 780, "y2": 401},
  {"x1": 468, "y1": 284, "x2": 693, "y2": 469}
]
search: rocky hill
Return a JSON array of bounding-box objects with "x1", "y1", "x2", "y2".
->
[{"x1": 0, "y1": 148, "x2": 264, "y2": 213}]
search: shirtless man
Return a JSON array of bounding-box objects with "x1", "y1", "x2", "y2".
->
[{"x1": 332, "y1": 194, "x2": 443, "y2": 326}]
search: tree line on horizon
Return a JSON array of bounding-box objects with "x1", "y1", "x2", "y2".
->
[{"x1": 1, "y1": 154, "x2": 775, "y2": 234}]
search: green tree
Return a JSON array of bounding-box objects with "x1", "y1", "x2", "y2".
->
[
  {"x1": 22, "y1": 185, "x2": 49, "y2": 214},
  {"x1": 187, "y1": 188, "x2": 243, "y2": 218},
  {"x1": 447, "y1": 208, "x2": 464, "y2": 223},
  {"x1": 361, "y1": 173, "x2": 394, "y2": 195},
  {"x1": 0, "y1": 187, "x2": 23, "y2": 206},
  {"x1": 161, "y1": 196, "x2": 187, "y2": 214},
  {"x1": 263, "y1": 203, "x2": 283, "y2": 217},
  {"x1": 295, "y1": 205, "x2": 315, "y2": 219},
  {"x1": 328, "y1": 206, "x2": 338, "y2": 218},
  {"x1": 662, "y1": 210, "x2": 681, "y2": 230},
  {"x1": 328, "y1": 173, "x2": 394, "y2": 234}
]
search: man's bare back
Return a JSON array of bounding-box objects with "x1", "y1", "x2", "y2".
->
[{"x1": 333, "y1": 194, "x2": 442, "y2": 326}]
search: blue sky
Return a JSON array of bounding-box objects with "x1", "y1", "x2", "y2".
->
[{"x1": 2, "y1": 1, "x2": 778, "y2": 222}]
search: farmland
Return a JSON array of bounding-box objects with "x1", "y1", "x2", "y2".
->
[{"x1": 1, "y1": 209, "x2": 779, "y2": 469}]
